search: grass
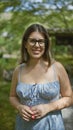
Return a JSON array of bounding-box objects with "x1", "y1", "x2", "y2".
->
[{"x1": 0, "y1": 81, "x2": 16, "y2": 130}]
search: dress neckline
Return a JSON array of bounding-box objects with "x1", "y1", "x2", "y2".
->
[{"x1": 18, "y1": 80, "x2": 59, "y2": 86}]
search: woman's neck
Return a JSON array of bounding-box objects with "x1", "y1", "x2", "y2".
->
[
  {"x1": 27, "y1": 58, "x2": 48, "y2": 70},
  {"x1": 28, "y1": 58, "x2": 42, "y2": 66}
]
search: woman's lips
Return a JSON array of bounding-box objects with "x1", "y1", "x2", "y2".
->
[{"x1": 32, "y1": 49, "x2": 41, "y2": 54}]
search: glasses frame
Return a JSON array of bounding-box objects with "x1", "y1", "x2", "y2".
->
[{"x1": 27, "y1": 38, "x2": 46, "y2": 47}]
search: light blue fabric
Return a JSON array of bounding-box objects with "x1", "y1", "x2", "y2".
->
[{"x1": 15, "y1": 81, "x2": 65, "y2": 130}]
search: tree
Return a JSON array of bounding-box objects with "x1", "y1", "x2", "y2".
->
[{"x1": 0, "y1": 0, "x2": 73, "y2": 54}]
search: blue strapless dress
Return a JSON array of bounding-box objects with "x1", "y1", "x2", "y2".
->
[{"x1": 15, "y1": 81, "x2": 65, "y2": 130}]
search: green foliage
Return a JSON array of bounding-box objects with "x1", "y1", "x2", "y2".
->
[
  {"x1": 0, "y1": 81, "x2": 16, "y2": 130},
  {"x1": 0, "y1": 58, "x2": 17, "y2": 69},
  {"x1": 0, "y1": 0, "x2": 73, "y2": 54}
]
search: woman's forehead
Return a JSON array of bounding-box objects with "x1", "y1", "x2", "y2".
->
[{"x1": 29, "y1": 31, "x2": 44, "y2": 38}]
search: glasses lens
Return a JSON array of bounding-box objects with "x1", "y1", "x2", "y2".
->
[{"x1": 28, "y1": 38, "x2": 46, "y2": 46}]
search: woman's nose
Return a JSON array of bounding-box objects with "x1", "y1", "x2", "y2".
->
[{"x1": 35, "y1": 41, "x2": 40, "y2": 46}]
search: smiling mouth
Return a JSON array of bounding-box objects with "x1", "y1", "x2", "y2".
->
[
  {"x1": 32, "y1": 50, "x2": 40, "y2": 53},
  {"x1": 32, "y1": 49, "x2": 41, "y2": 54}
]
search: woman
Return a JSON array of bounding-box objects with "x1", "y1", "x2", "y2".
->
[{"x1": 9, "y1": 23, "x2": 72, "y2": 130}]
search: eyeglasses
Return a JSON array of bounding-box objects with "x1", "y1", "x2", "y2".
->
[{"x1": 27, "y1": 38, "x2": 46, "y2": 47}]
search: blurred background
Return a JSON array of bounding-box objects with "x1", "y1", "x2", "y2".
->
[{"x1": 0, "y1": 0, "x2": 73, "y2": 130}]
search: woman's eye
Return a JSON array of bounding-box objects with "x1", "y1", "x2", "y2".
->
[{"x1": 30, "y1": 39, "x2": 36, "y2": 43}]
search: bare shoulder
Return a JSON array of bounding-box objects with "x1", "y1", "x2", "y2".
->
[
  {"x1": 13, "y1": 63, "x2": 25, "y2": 74},
  {"x1": 54, "y1": 62, "x2": 72, "y2": 98},
  {"x1": 54, "y1": 61, "x2": 65, "y2": 71},
  {"x1": 12, "y1": 63, "x2": 25, "y2": 79},
  {"x1": 13, "y1": 65, "x2": 20, "y2": 75},
  {"x1": 53, "y1": 61, "x2": 69, "y2": 82}
]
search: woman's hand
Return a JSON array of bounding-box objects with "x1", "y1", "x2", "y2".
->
[
  {"x1": 17, "y1": 105, "x2": 34, "y2": 121},
  {"x1": 31, "y1": 104, "x2": 49, "y2": 119}
]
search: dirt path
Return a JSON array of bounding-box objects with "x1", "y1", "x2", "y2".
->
[{"x1": 62, "y1": 106, "x2": 73, "y2": 130}]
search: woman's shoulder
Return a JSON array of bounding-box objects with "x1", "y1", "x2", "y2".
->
[
  {"x1": 53, "y1": 60, "x2": 66, "y2": 73},
  {"x1": 53, "y1": 61, "x2": 64, "y2": 67},
  {"x1": 13, "y1": 63, "x2": 26, "y2": 75}
]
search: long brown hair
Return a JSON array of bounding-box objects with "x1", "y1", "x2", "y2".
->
[{"x1": 20, "y1": 23, "x2": 52, "y2": 66}]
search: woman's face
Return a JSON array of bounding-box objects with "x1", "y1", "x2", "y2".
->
[{"x1": 25, "y1": 31, "x2": 46, "y2": 59}]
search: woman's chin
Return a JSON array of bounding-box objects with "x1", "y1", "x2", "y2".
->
[{"x1": 30, "y1": 54, "x2": 42, "y2": 59}]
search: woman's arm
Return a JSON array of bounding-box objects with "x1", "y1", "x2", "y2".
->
[
  {"x1": 31, "y1": 62, "x2": 73, "y2": 119},
  {"x1": 48, "y1": 62, "x2": 72, "y2": 110},
  {"x1": 9, "y1": 66, "x2": 21, "y2": 110},
  {"x1": 9, "y1": 66, "x2": 33, "y2": 121}
]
